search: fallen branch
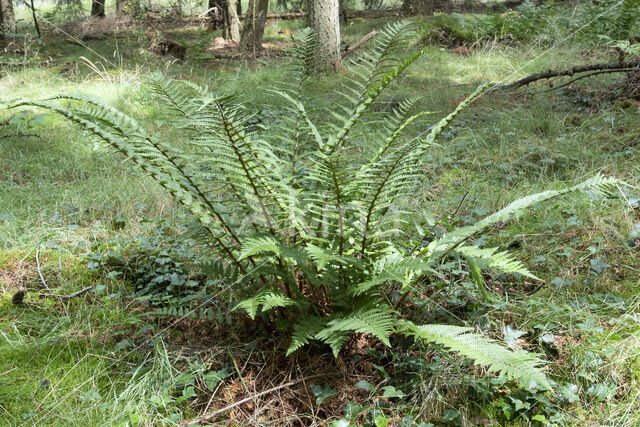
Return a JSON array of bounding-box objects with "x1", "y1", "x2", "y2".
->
[
  {"x1": 501, "y1": 59, "x2": 640, "y2": 90},
  {"x1": 181, "y1": 373, "x2": 335, "y2": 426},
  {"x1": 343, "y1": 30, "x2": 378, "y2": 58},
  {"x1": 39, "y1": 286, "x2": 94, "y2": 299},
  {"x1": 537, "y1": 67, "x2": 640, "y2": 93}
]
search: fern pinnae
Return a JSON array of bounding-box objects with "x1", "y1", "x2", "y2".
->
[
  {"x1": 454, "y1": 246, "x2": 540, "y2": 280},
  {"x1": 424, "y1": 173, "x2": 622, "y2": 263},
  {"x1": 211, "y1": 99, "x2": 279, "y2": 232},
  {"x1": 328, "y1": 22, "x2": 422, "y2": 154},
  {"x1": 10, "y1": 99, "x2": 248, "y2": 273},
  {"x1": 146, "y1": 74, "x2": 204, "y2": 121},
  {"x1": 271, "y1": 90, "x2": 324, "y2": 148},
  {"x1": 60, "y1": 93, "x2": 248, "y2": 256},
  {"x1": 401, "y1": 321, "x2": 553, "y2": 390},
  {"x1": 421, "y1": 82, "x2": 492, "y2": 148}
]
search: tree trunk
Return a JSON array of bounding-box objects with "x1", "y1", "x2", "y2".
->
[
  {"x1": 0, "y1": 0, "x2": 16, "y2": 40},
  {"x1": 91, "y1": 0, "x2": 106, "y2": 18},
  {"x1": 227, "y1": 0, "x2": 241, "y2": 42},
  {"x1": 307, "y1": 0, "x2": 314, "y2": 26},
  {"x1": 309, "y1": 0, "x2": 341, "y2": 70},
  {"x1": 240, "y1": 0, "x2": 269, "y2": 53},
  {"x1": 402, "y1": 0, "x2": 434, "y2": 15},
  {"x1": 210, "y1": 0, "x2": 241, "y2": 42},
  {"x1": 208, "y1": 0, "x2": 225, "y2": 29}
]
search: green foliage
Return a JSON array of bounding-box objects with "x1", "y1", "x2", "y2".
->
[
  {"x1": 233, "y1": 288, "x2": 297, "y2": 319},
  {"x1": 422, "y1": 3, "x2": 556, "y2": 46},
  {"x1": 86, "y1": 224, "x2": 204, "y2": 299},
  {"x1": 402, "y1": 322, "x2": 552, "y2": 390},
  {"x1": 10, "y1": 21, "x2": 623, "y2": 392},
  {"x1": 573, "y1": 0, "x2": 640, "y2": 41}
]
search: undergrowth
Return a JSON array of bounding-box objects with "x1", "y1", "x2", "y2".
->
[{"x1": 2, "y1": 3, "x2": 640, "y2": 425}]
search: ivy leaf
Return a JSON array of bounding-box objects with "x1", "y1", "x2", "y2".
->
[
  {"x1": 310, "y1": 384, "x2": 336, "y2": 405},
  {"x1": 203, "y1": 368, "x2": 230, "y2": 390},
  {"x1": 559, "y1": 383, "x2": 580, "y2": 403},
  {"x1": 354, "y1": 380, "x2": 375, "y2": 392},
  {"x1": 374, "y1": 415, "x2": 391, "y2": 427},
  {"x1": 590, "y1": 257, "x2": 610, "y2": 275},
  {"x1": 381, "y1": 385, "x2": 404, "y2": 398},
  {"x1": 176, "y1": 386, "x2": 196, "y2": 403}
]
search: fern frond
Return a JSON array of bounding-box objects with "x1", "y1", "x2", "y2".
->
[
  {"x1": 420, "y1": 83, "x2": 492, "y2": 147},
  {"x1": 238, "y1": 235, "x2": 281, "y2": 260},
  {"x1": 233, "y1": 289, "x2": 296, "y2": 320},
  {"x1": 329, "y1": 46, "x2": 427, "y2": 153},
  {"x1": 402, "y1": 321, "x2": 553, "y2": 390},
  {"x1": 272, "y1": 90, "x2": 324, "y2": 148},
  {"x1": 305, "y1": 244, "x2": 359, "y2": 271},
  {"x1": 350, "y1": 255, "x2": 439, "y2": 296},
  {"x1": 454, "y1": 246, "x2": 540, "y2": 280},
  {"x1": 315, "y1": 305, "x2": 396, "y2": 352},
  {"x1": 286, "y1": 316, "x2": 327, "y2": 356},
  {"x1": 10, "y1": 99, "x2": 247, "y2": 272},
  {"x1": 424, "y1": 174, "x2": 622, "y2": 263},
  {"x1": 146, "y1": 73, "x2": 205, "y2": 120}
]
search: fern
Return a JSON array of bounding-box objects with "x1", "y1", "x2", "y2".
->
[
  {"x1": 454, "y1": 246, "x2": 539, "y2": 280},
  {"x1": 233, "y1": 289, "x2": 297, "y2": 320},
  {"x1": 401, "y1": 321, "x2": 553, "y2": 390},
  {"x1": 286, "y1": 316, "x2": 327, "y2": 356},
  {"x1": 10, "y1": 21, "x2": 625, "y2": 392},
  {"x1": 316, "y1": 305, "x2": 396, "y2": 352},
  {"x1": 422, "y1": 173, "x2": 621, "y2": 263}
]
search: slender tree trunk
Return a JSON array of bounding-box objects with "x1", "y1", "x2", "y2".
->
[
  {"x1": 91, "y1": 0, "x2": 106, "y2": 18},
  {"x1": 240, "y1": 0, "x2": 269, "y2": 53},
  {"x1": 309, "y1": 0, "x2": 341, "y2": 70},
  {"x1": 227, "y1": 0, "x2": 241, "y2": 42},
  {"x1": 0, "y1": 0, "x2": 16, "y2": 40},
  {"x1": 402, "y1": 0, "x2": 434, "y2": 15}
]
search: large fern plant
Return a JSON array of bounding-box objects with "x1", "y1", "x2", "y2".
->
[{"x1": 10, "y1": 22, "x2": 621, "y2": 391}]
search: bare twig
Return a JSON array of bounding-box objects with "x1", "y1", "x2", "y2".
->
[
  {"x1": 38, "y1": 286, "x2": 94, "y2": 299},
  {"x1": 28, "y1": 0, "x2": 41, "y2": 38},
  {"x1": 181, "y1": 373, "x2": 334, "y2": 426},
  {"x1": 343, "y1": 31, "x2": 378, "y2": 58},
  {"x1": 35, "y1": 247, "x2": 50, "y2": 290}
]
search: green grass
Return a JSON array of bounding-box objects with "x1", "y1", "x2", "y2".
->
[{"x1": 2, "y1": 8, "x2": 640, "y2": 425}]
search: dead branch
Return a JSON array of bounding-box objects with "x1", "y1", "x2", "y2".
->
[
  {"x1": 35, "y1": 247, "x2": 50, "y2": 290},
  {"x1": 180, "y1": 373, "x2": 336, "y2": 426},
  {"x1": 38, "y1": 286, "x2": 94, "y2": 299},
  {"x1": 536, "y1": 67, "x2": 640, "y2": 93},
  {"x1": 343, "y1": 30, "x2": 378, "y2": 58},
  {"x1": 501, "y1": 59, "x2": 640, "y2": 90}
]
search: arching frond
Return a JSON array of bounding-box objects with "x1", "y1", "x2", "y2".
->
[{"x1": 402, "y1": 321, "x2": 553, "y2": 391}]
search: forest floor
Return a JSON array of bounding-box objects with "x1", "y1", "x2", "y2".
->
[{"x1": 1, "y1": 8, "x2": 640, "y2": 427}]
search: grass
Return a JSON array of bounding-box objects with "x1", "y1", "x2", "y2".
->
[{"x1": 2, "y1": 5, "x2": 640, "y2": 425}]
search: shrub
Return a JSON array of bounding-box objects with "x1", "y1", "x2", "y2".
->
[
  {"x1": 10, "y1": 22, "x2": 622, "y2": 391},
  {"x1": 573, "y1": 0, "x2": 640, "y2": 41},
  {"x1": 422, "y1": 3, "x2": 556, "y2": 46}
]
